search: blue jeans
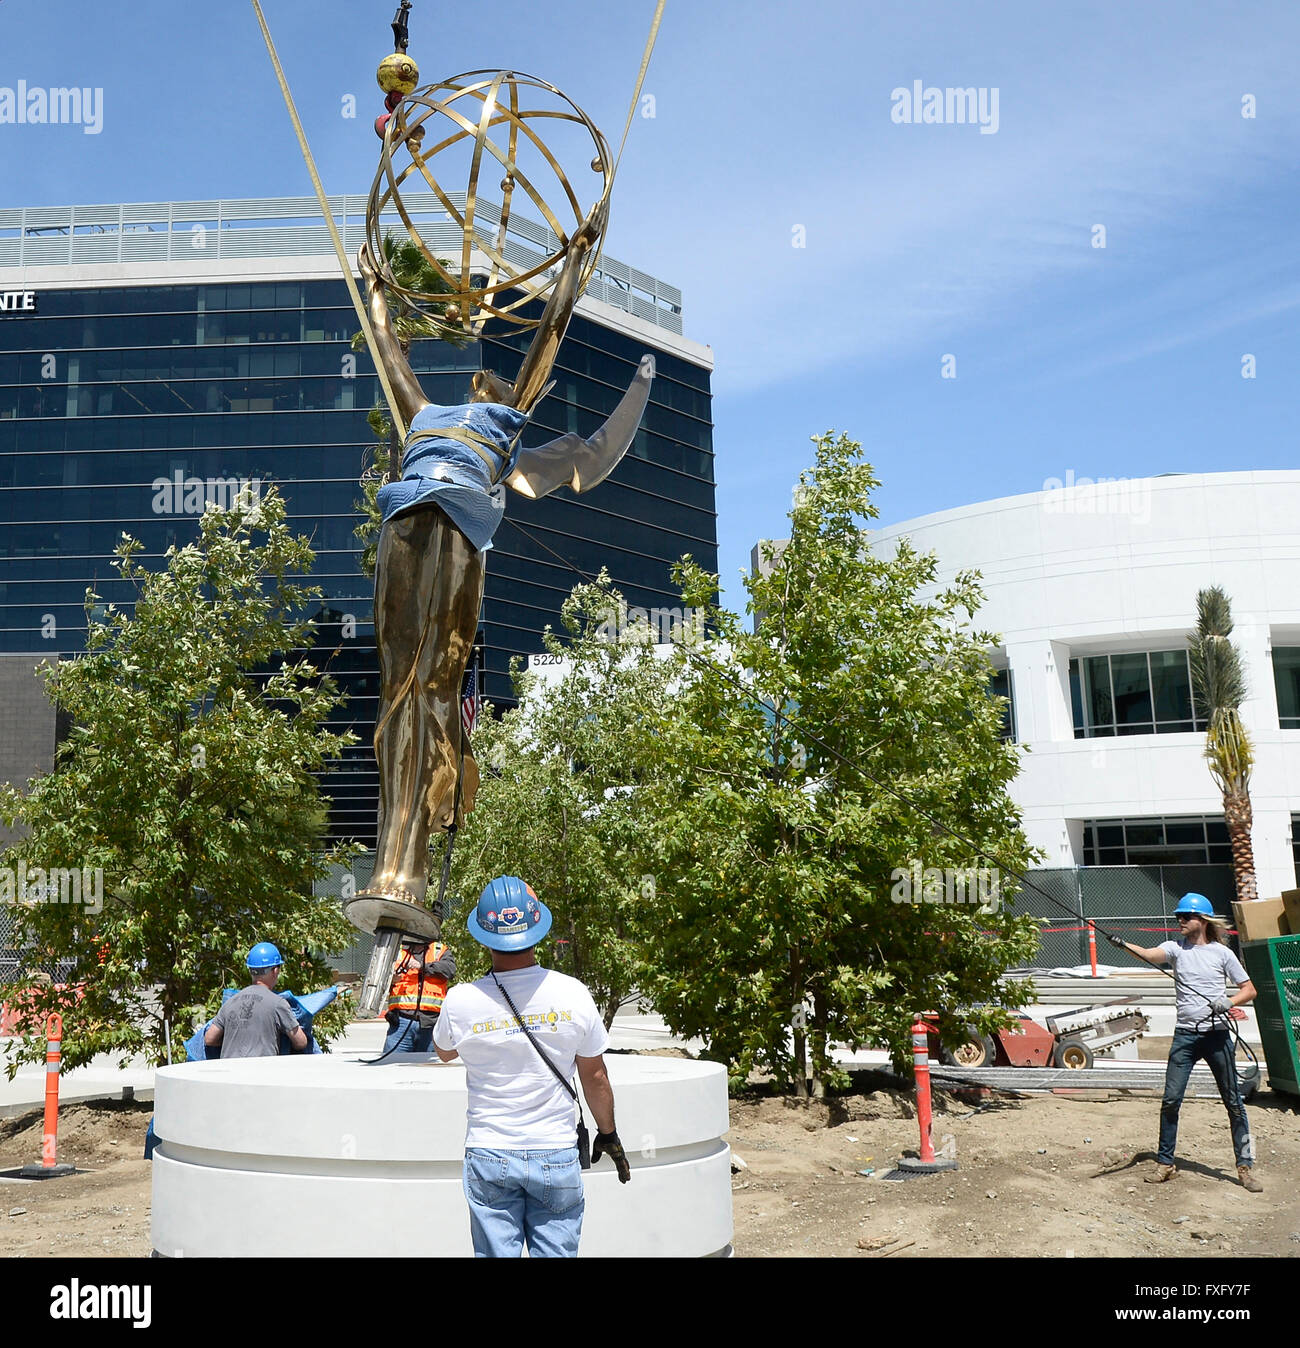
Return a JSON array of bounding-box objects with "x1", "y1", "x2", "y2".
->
[
  {"x1": 463, "y1": 1147, "x2": 585, "y2": 1257},
  {"x1": 1158, "y1": 1028, "x2": 1253, "y2": 1167},
  {"x1": 382, "y1": 1017, "x2": 432, "y2": 1055}
]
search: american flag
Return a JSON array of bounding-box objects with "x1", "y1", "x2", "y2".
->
[{"x1": 461, "y1": 651, "x2": 480, "y2": 737}]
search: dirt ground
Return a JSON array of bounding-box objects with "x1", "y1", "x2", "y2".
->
[{"x1": 2, "y1": 1044, "x2": 1298, "y2": 1259}]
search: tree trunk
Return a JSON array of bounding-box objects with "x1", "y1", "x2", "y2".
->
[
  {"x1": 1223, "y1": 787, "x2": 1258, "y2": 904},
  {"x1": 810, "y1": 992, "x2": 828, "y2": 1100},
  {"x1": 790, "y1": 942, "x2": 808, "y2": 1098}
]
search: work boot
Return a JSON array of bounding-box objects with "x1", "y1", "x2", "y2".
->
[
  {"x1": 1237, "y1": 1165, "x2": 1263, "y2": 1193},
  {"x1": 1145, "y1": 1163, "x2": 1176, "y2": 1183}
]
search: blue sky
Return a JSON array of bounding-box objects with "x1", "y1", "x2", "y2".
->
[{"x1": 3, "y1": 0, "x2": 1297, "y2": 606}]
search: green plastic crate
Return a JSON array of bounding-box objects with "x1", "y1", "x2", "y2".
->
[{"x1": 1241, "y1": 934, "x2": 1300, "y2": 1097}]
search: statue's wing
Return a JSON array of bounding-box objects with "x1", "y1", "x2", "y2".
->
[{"x1": 505, "y1": 355, "x2": 655, "y2": 499}]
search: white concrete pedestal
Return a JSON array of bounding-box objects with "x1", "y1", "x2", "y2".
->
[{"x1": 151, "y1": 1053, "x2": 732, "y2": 1257}]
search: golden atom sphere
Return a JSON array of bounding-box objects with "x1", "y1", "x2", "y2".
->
[
  {"x1": 365, "y1": 70, "x2": 614, "y2": 335},
  {"x1": 377, "y1": 53, "x2": 420, "y2": 95}
]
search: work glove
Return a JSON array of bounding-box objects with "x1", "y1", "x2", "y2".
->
[
  {"x1": 1211, "y1": 996, "x2": 1234, "y2": 1015},
  {"x1": 1105, "y1": 933, "x2": 1126, "y2": 950},
  {"x1": 592, "y1": 1130, "x2": 631, "y2": 1184}
]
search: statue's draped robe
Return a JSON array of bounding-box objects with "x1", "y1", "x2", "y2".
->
[{"x1": 376, "y1": 401, "x2": 530, "y2": 549}]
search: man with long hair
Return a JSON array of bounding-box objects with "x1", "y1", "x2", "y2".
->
[{"x1": 1108, "y1": 893, "x2": 1261, "y2": 1190}]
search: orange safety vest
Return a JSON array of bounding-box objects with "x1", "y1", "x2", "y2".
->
[{"x1": 387, "y1": 943, "x2": 450, "y2": 1018}]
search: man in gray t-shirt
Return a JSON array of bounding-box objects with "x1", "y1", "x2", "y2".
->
[
  {"x1": 1156, "y1": 939, "x2": 1251, "y2": 1032},
  {"x1": 204, "y1": 941, "x2": 308, "y2": 1060},
  {"x1": 1108, "y1": 893, "x2": 1259, "y2": 1191}
]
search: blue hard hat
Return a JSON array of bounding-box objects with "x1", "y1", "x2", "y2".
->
[
  {"x1": 1174, "y1": 893, "x2": 1216, "y2": 918},
  {"x1": 246, "y1": 941, "x2": 284, "y2": 969},
  {"x1": 467, "y1": 876, "x2": 551, "y2": 951}
]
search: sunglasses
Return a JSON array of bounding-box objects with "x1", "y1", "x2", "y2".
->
[{"x1": 1176, "y1": 914, "x2": 1201, "y2": 922}]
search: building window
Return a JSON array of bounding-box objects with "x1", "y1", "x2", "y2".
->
[
  {"x1": 1272, "y1": 648, "x2": 1300, "y2": 729},
  {"x1": 1082, "y1": 816, "x2": 1230, "y2": 867},
  {"x1": 989, "y1": 667, "x2": 1015, "y2": 742},
  {"x1": 1069, "y1": 650, "x2": 1206, "y2": 738}
]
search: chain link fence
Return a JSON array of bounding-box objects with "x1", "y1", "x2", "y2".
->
[
  {"x1": 1012, "y1": 865, "x2": 1236, "y2": 970},
  {"x1": 0, "y1": 900, "x2": 16, "y2": 985},
  {"x1": 314, "y1": 852, "x2": 378, "y2": 975},
  {"x1": 0, "y1": 899, "x2": 74, "y2": 985}
]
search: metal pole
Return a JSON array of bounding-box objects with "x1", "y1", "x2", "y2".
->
[{"x1": 358, "y1": 926, "x2": 404, "y2": 1020}]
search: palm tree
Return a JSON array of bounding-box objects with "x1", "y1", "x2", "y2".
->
[
  {"x1": 1188, "y1": 586, "x2": 1258, "y2": 903},
  {"x1": 350, "y1": 233, "x2": 467, "y2": 360},
  {"x1": 352, "y1": 234, "x2": 469, "y2": 578}
]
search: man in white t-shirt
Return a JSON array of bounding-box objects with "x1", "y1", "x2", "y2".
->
[
  {"x1": 434, "y1": 875, "x2": 631, "y2": 1257},
  {"x1": 1108, "y1": 892, "x2": 1260, "y2": 1191}
]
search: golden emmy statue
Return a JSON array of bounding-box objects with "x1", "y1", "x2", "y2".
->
[{"x1": 345, "y1": 66, "x2": 656, "y2": 1002}]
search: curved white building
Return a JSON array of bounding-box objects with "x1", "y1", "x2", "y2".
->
[{"x1": 869, "y1": 470, "x2": 1300, "y2": 897}]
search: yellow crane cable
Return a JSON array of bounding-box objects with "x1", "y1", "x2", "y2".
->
[
  {"x1": 591, "y1": 0, "x2": 667, "y2": 290},
  {"x1": 614, "y1": 0, "x2": 668, "y2": 178},
  {"x1": 249, "y1": 0, "x2": 409, "y2": 444}
]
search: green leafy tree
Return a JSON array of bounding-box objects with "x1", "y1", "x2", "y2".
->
[
  {"x1": 633, "y1": 432, "x2": 1040, "y2": 1095},
  {"x1": 0, "y1": 489, "x2": 359, "y2": 1073},
  {"x1": 445, "y1": 577, "x2": 676, "y2": 1026},
  {"x1": 1189, "y1": 586, "x2": 1257, "y2": 903},
  {"x1": 355, "y1": 403, "x2": 395, "y2": 581}
]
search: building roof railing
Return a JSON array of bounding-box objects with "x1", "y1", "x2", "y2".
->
[{"x1": 0, "y1": 193, "x2": 684, "y2": 336}]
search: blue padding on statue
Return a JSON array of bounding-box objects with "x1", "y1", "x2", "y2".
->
[
  {"x1": 149, "y1": 984, "x2": 342, "y2": 1160},
  {"x1": 182, "y1": 984, "x2": 341, "y2": 1060}
]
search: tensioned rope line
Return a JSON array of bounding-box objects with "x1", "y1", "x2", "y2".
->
[
  {"x1": 614, "y1": 0, "x2": 668, "y2": 177},
  {"x1": 499, "y1": 514, "x2": 1258, "y2": 1068},
  {"x1": 589, "y1": 0, "x2": 667, "y2": 285},
  {"x1": 250, "y1": 0, "x2": 410, "y2": 445}
]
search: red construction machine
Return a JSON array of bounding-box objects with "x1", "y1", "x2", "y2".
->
[{"x1": 931, "y1": 1001, "x2": 1150, "y2": 1071}]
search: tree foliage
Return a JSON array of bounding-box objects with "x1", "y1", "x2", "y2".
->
[
  {"x1": 0, "y1": 490, "x2": 359, "y2": 1072},
  {"x1": 355, "y1": 403, "x2": 394, "y2": 582},
  {"x1": 631, "y1": 433, "x2": 1041, "y2": 1094},
  {"x1": 446, "y1": 579, "x2": 675, "y2": 1026}
]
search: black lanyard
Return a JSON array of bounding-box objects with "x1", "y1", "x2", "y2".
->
[{"x1": 491, "y1": 971, "x2": 591, "y2": 1168}]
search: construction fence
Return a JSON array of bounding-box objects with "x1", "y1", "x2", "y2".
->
[
  {"x1": 313, "y1": 858, "x2": 1240, "y2": 976},
  {"x1": 1011, "y1": 865, "x2": 1237, "y2": 970},
  {"x1": 1, "y1": 857, "x2": 1239, "y2": 983}
]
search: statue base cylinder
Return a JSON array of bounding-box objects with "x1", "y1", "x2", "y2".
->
[{"x1": 150, "y1": 1053, "x2": 733, "y2": 1258}]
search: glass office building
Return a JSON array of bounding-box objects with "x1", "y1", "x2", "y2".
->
[{"x1": 0, "y1": 196, "x2": 716, "y2": 843}]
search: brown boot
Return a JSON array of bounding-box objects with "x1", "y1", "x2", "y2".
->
[
  {"x1": 1145, "y1": 1163, "x2": 1177, "y2": 1183},
  {"x1": 1238, "y1": 1165, "x2": 1262, "y2": 1193}
]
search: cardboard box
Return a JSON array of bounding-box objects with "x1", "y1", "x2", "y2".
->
[
  {"x1": 1282, "y1": 889, "x2": 1300, "y2": 937},
  {"x1": 1232, "y1": 897, "x2": 1290, "y2": 943}
]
